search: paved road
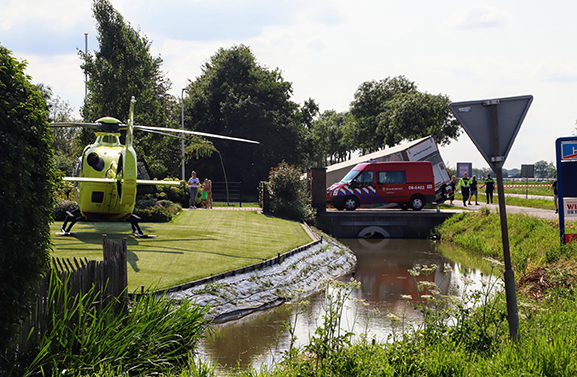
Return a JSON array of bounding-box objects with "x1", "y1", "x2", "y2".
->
[
  {"x1": 445, "y1": 201, "x2": 559, "y2": 220},
  {"x1": 504, "y1": 193, "x2": 553, "y2": 201}
]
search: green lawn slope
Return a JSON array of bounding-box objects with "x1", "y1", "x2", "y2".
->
[{"x1": 50, "y1": 210, "x2": 312, "y2": 291}]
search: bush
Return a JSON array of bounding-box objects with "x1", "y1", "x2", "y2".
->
[
  {"x1": 267, "y1": 162, "x2": 316, "y2": 223},
  {"x1": 52, "y1": 200, "x2": 80, "y2": 221},
  {"x1": 141, "y1": 178, "x2": 190, "y2": 207},
  {"x1": 134, "y1": 199, "x2": 181, "y2": 222},
  {"x1": 0, "y1": 44, "x2": 57, "y2": 348}
]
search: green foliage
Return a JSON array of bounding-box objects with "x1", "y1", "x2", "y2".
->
[
  {"x1": 141, "y1": 178, "x2": 189, "y2": 207},
  {"x1": 184, "y1": 45, "x2": 306, "y2": 193},
  {"x1": 435, "y1": 211, "x2": 577, "y2": 274},
  {"x1": 266, "y1": 162, "x2": 316, "y2": 223},
  {"x1": 306, "y1": 110, "x2": 355, "y2": 167},
  {"x1": 80, "y1": 0, "x2": 182, "y2": 178},
  {"x1": 8, "y1": 269, "x2": 210, "y2": 376},
  {"x1": 52, "y1": 200, "x2": 80, "y2": 221},
  {"x1": 134, "y1": 198, "x2": 182, "y2": 222},
  {"x1": 349, "y1": 75, "x2": 461, "y2": 153},
  {"x1": 0, "y1": 44, "x2": 57, "y2": 347},
  {"x1": 304, "y1": 279, "x2": 358, "y2": 370}
]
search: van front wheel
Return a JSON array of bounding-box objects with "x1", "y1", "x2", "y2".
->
[
  {"x1": 410, "y1": 195, "x2": 425, "y2": 211},
  {"x1": 344, "y1": 196, "x2": 359, "y2": 211}
]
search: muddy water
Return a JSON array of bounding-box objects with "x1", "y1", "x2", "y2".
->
[{"x1": 198, "y1": 238, "x2": 493, "y2": 373}]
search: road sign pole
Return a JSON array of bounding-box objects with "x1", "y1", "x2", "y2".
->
[
  {"x1": 450, "y1": 95, "x2": 531, "y2": 342},
  {"x1": 495, "y1": 167, "x2": 519, "y2": 341},
  {"x1": 488, "y1": 102, "x2": 519, "y2": 341}
]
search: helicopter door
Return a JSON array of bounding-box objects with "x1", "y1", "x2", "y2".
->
[{"x1": 105, "y1": 184, "x2": 119, "y2": 212}]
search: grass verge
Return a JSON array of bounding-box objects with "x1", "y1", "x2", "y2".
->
[
  {"x1": 432, "y1": 208, "x2": 577, "y2": 274},
  {"x1": 448, "y1": 193, "x2": 555, "y2": 210},
  {"x1": 50, "y1": 210, "x2": 312, "y2": 291}
]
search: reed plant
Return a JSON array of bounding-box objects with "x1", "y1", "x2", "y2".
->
[{"x1": 6, "y1": 268, "x2": 211, "y2": 376}]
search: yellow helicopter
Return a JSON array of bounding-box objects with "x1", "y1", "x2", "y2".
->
[{"x1": 51, "y1": 97, "x2": 259, "y2": 237}]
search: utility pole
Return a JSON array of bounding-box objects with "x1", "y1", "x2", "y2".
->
[{"x1": 84, "y1": 33, "x2": 88, "y2": 99}]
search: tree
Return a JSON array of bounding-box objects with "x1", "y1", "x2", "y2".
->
[
  {"x1": 37, "y1": 84, "x2": 79, "y2": 175},
  {"x1": 80, "y1": 0, "x2": 179, "y2": 177},
  {"x1": 307, "y1": 110, "x2": 355, "y2": 167},
  {"x1": 349, "y1": 76, "x2": 461, "y2": 153},
  {"x1": 183, "y1": 45, "x2": 306, "y2": 194},
  {"x1": 534, "y1": 160, "x2": 549, "y2": 178},
  {"x1": 0, "y1": 44, "x2": 57, "y2": 348},
  {"x1": 548, "y1": 162, "x2": 557, "y2": 179}
]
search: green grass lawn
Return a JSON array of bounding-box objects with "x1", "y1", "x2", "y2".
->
[{"x1": 50, "y1": 210, "x2": 312, "y2": 291}]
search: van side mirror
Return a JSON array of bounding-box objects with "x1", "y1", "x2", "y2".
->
[{"x1": 350, "y1": 179, "x2": 359, "y2": 188}]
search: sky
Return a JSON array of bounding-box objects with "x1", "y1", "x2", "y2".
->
[{"x1": 2, "y1": 0, "x2": 577, "y2": 171}]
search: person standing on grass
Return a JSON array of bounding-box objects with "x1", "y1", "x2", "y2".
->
[
  {"x1": 469, "y1": 175, "x2": 479, "y2": 205},
  {"x1": 480, "y1": 174, "x2": 495, "y2": 204},
  {"x1": 457, "y1": 173, "x2": 471, "y2": 206},
  {"x1": 188, "y1": 171, "x2": 200, "y2": 209},
  {"x1": 203, "y1": 178, "x2": 213, "y2": 209},
  {"x1": 552, "y1": 179, "x2": 558, "y2": 214}
]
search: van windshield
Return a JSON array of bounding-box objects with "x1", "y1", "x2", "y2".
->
[{"x1": 341, "y1": 169, "x2": 361, "y2": 184}]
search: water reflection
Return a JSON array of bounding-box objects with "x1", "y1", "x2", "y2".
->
[{"x1": 199, "y1": 238, "x2": 495, "y2": 373}]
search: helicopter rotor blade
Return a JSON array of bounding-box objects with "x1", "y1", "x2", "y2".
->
[
  {"x1": 134, "y1": 125, "x2": 260, "y2": 144},
  {"x1": 50, "y1": 122, "x2": 103, "y2": 128},
  {"x1": 50, "y1": 121, "x2": 128, "y2": 133}
]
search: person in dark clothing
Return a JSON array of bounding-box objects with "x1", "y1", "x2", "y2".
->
[
  {"x1": 457, "y1": 173, "x2": 471, "y2": 206},
  {"x1": 480, "y1": 174, "x2": 495, "y2": 204},
  {"x1": 449, "y1": 175, "x2": 457, "y2": 205}
]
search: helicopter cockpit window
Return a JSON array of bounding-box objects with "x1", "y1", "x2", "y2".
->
[
  {"x1": 87, "y1": 152, "x2": 105, "y2": 171},
  {"x1": 98, "y1": 134, "x2": 121, "y2": 145}
]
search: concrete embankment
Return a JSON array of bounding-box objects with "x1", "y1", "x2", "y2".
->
[{"x1": 166, "y1": 228, "x2": 357, "y2": 323}]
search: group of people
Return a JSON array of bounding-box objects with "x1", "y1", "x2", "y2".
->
[
  {"x1": 449, "y1": 173, "x2": 495, "y2": 206},
  {"x1": 187, "y1": 171, "x2": 213, "y2": 209}
]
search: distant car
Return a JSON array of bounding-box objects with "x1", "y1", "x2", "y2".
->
[{"x1": 326, "y1": 161, "x2": 437, "y2": 211}]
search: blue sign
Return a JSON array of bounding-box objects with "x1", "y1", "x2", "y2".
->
[
  {"x1": 556, "y1": 136, "x2": 577, "y2": 245},
  {"x1": 561, "y1": 141, "x2": 577, "y2": 160}
]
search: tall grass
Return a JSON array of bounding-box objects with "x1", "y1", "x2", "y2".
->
[
  {"x1": 5, "y1": 269, "x2": 211, "y2": 376},
  {"x1": 433, "y1": 209, "x2": 577, "y2": 274}
]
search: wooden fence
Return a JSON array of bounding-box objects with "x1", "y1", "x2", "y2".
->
[
  {"x1": 7, "y1": 235, "x2": 128, "y2": 359},
  {"x1": 212, "y1": 181, "x2": 243, "y2": 206}
]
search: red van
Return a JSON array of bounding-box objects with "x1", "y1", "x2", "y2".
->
[{"x1": 326, "y1": 161, "x2": 436, "y2": 211}]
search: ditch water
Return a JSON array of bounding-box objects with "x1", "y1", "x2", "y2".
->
[{"x1": 198, "y1": 238, "x2": 495, "y2": 373}]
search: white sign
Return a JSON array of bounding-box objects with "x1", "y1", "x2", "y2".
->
[{"x1": 564, "y1": 198, "x2": 577, "y2": 218}]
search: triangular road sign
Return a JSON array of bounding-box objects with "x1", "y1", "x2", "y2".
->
[{"x1": 449, "y1": 95, "x2": 533, "y2": 170}]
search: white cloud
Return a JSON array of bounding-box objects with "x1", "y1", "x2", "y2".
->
[{"x1": 453, "y1": 5, "x2": 508, "y2": 29}]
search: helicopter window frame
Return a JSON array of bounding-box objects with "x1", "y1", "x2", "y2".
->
[{"x1": 91, "y1": 191, "x2": 104, "y2": 203}]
